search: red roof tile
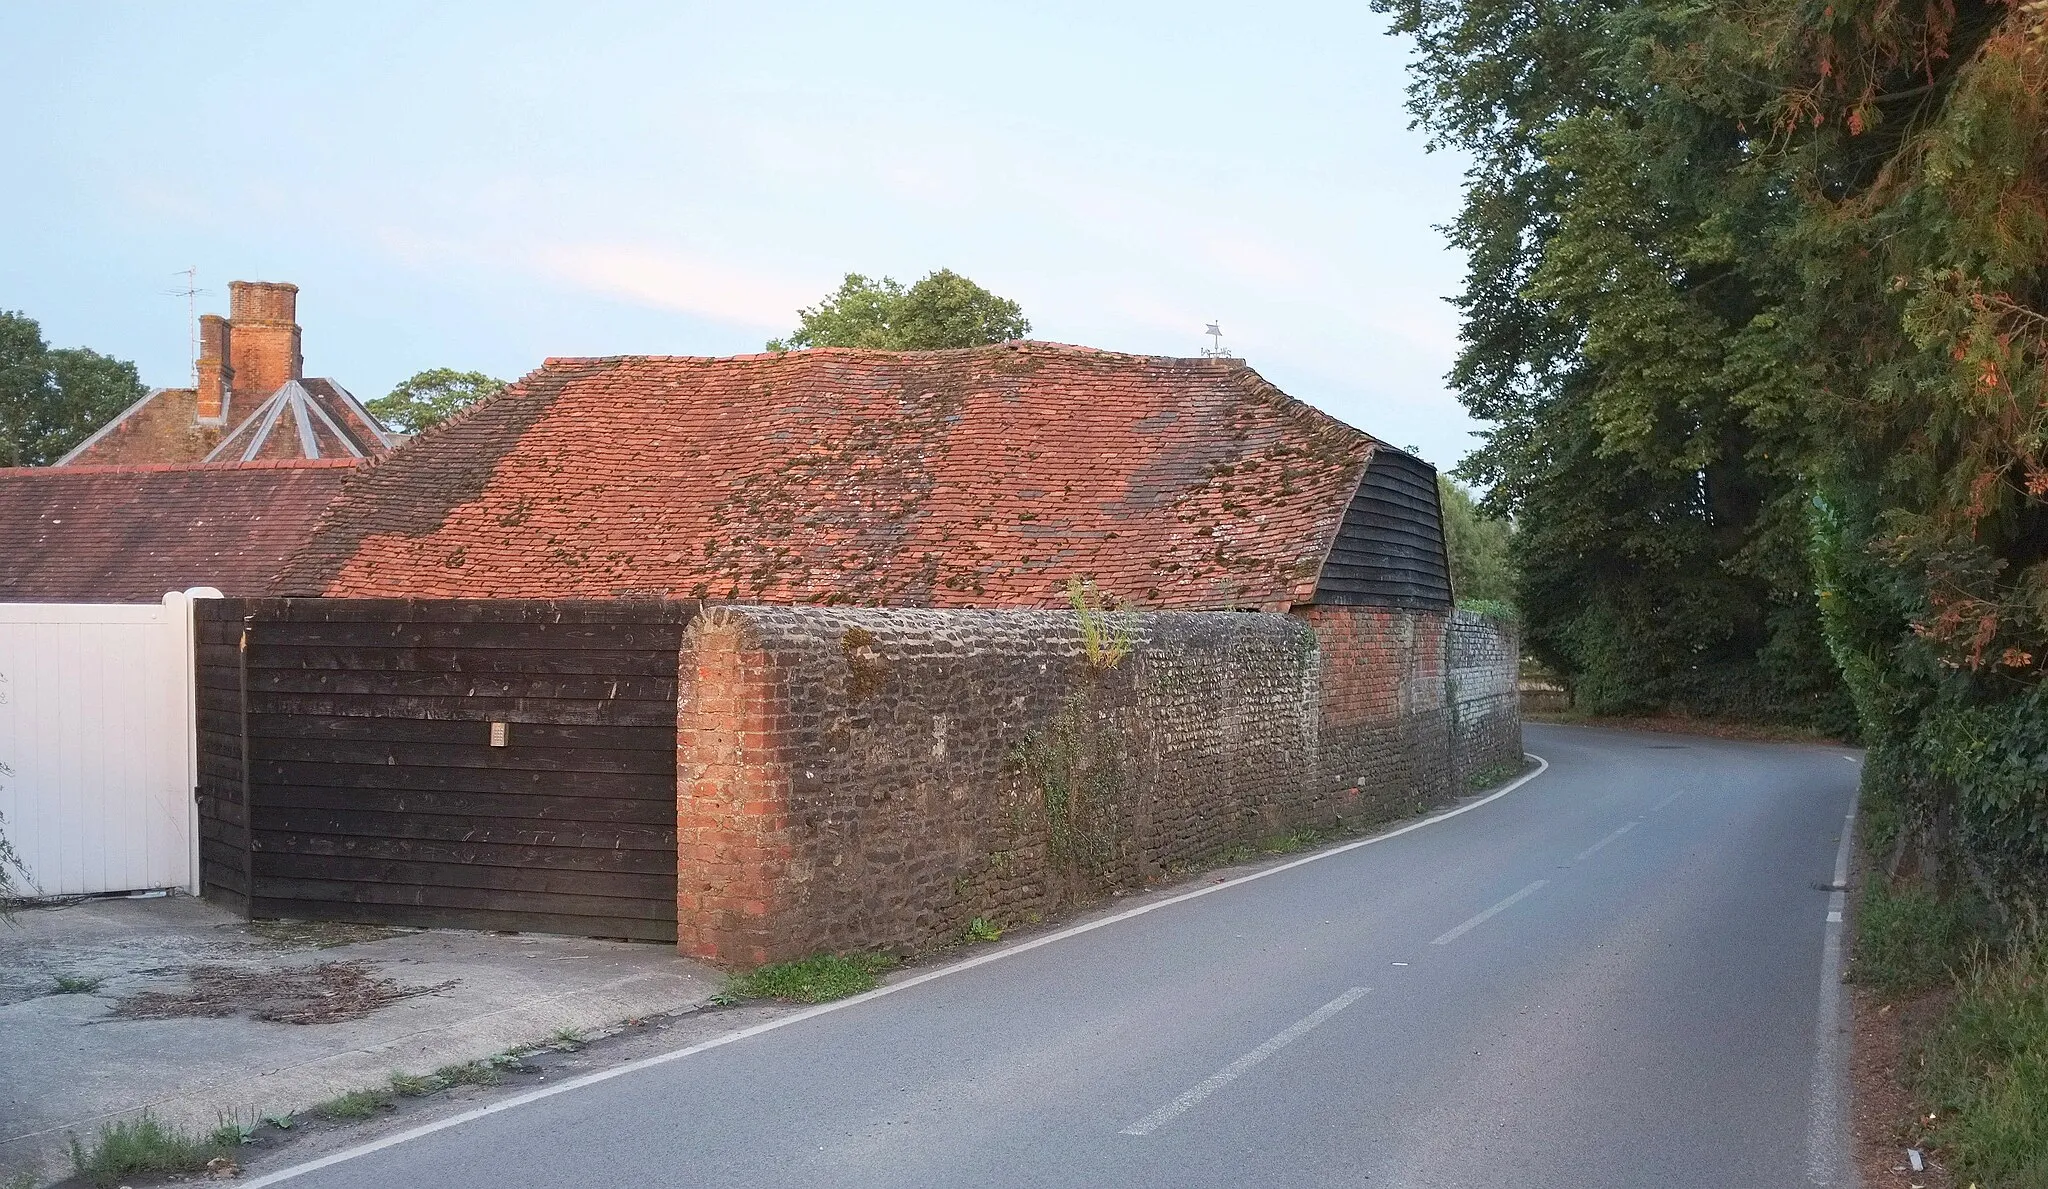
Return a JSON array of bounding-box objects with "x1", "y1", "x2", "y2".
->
[
  {"x1": 0, "y1": 460, "x2": 360, "y2": 601},
  {"x1": 279, "y1": 343, "x2": 1383, "y2": 610}
]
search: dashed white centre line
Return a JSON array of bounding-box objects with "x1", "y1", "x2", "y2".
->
[
  {"x1": 1648, "y1": 789, "x2": 1689, "y2": 813},
  {"x1": 1570, "y1": 821, "x2": 1637, "y2": 864},
  {"x1": 1430, "y1": 879, "x2": 1549, "y2": 946},
  {"x1": 1120, "y1": 986, "x2": 1372, "y2": 1136}
]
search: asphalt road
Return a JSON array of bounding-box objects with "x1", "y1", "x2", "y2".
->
[{"x1": 251, "y1": 724, "x2": 1862, "y2": 1189}]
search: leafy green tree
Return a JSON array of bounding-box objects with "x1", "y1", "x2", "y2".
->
[
  {"x1": 0, "y1": 311, "x2": 146, "y2": 467},
  {"x1": 1438, "y1": 476, "x2": 1515, "y2": 607},
  {"x1": 1377, "y1": 0, "x2": 1849, "y2": 727},
  {"x1": 767, "y1": 270, "x2": 1030, "y2": 351},
  {"x1": 1384, "y1": 0, "x2": 2048, "y2": 903},
  {"x1": 365, "y1": 368, "x2": 506, "y2": 434}
]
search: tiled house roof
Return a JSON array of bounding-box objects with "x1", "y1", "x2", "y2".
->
[
  {"x1": 278, "y1": 343, "x2": 1386, "y2": 610},
  {"x1": 203, "y1": 379, "x2": 396, "y2": 463},
  {"x1": 58, "y1": 280, "x2": 398, "y2": 467},
  {"x1": 0, "y1": 460, "x2": 360, "y2": 601},
  {"x1": 62, "y1": 379, "x2": 393, "y2": 467},
  {"x1": 56, "y1": 387, "x2": 228, "y2": 466}
]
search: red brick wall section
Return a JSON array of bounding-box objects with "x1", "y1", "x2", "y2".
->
[
  {"x1": 1299, "y1": 605, "x2": 1454, "y2": 820},
  {"x1": 675, "y1": 612, "x2": 797, "y2": 965}
]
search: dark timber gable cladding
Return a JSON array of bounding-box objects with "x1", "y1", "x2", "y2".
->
[{"x1": 1311, "y1": 448, "x2": 1453, "y2": 609}]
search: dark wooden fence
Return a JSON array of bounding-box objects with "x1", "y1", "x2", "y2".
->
[{"x1": 196, "y1": 599, "x2": 692, "y2": 941}]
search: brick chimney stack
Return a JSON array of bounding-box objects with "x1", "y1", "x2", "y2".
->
[
  {"x1": 195, "y1": 313, "x2": 232, "y2": 423},
  {"x1": 226, "y1": 281, "x2": 303, "y2": 407}
]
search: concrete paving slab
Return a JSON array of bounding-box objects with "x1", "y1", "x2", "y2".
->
[{"x1": 0, "y1": 894, "x2": 718, "y2": 1185}]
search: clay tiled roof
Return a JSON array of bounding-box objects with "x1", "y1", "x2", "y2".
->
[
  {"x1": 0, "y1": 460, "x2": 360, "y2": 601},
  {"x1": 279, "y1": 343, "x2": 1383, "y2": 610}
]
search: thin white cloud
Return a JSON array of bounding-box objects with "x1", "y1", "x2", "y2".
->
[{"x1": 529, "y1": 244, "x2": 820, "y2": 331}]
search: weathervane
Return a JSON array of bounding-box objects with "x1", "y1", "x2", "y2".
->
[{"x1": 1201, "y1": 321, "x2": 1233, "y2": 358}]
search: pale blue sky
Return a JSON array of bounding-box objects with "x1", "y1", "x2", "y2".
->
[{"x1": 0, "y1": 3, "x2": 1480, "y2": 469}]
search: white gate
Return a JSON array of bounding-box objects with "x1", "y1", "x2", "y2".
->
[{"x1": 0, "y1": 591, "x2": 212, "y2": 897}]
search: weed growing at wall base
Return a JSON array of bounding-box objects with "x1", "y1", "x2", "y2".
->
[
  {"x1": 68, "y1": 1114, "x2": 231, "y2": 1187},
  {"x1": 714, "y1": 952, "x2": 899, "y2": 1004},
  {"x1": 1463, "y1": 758, "x2": 1529, "y2": 793},
  {"x1": 311, "y1": 1087, "x2": 394, "y2": 1120}
]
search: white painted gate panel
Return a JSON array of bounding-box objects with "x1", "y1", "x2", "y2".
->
[{"x1": 0, "y1": 593, "x2": 205, "y2": 897}]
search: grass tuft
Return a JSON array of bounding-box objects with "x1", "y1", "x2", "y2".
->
[
  {"x1": 964, "y1": 917, "x2": 1003, "y2": 943},
  {"x1": 67, "y1": 1114, "x2": 228, "y2": 1187},
  {"x1": 389, "y1": 1072, "x2": 441, "y2": 1097},
  {"x1": 1915, "y1": 926, "x2": 2048, "y2": 1186},
  {"x1": 51, "y1": 973, "x2": 105, "y2": 994},
  {"x1": 1851, "y1": 879, "x2": 1982, "y2": 996},
  {"x1": 1464, "y1": 758, "x2": 1528, "y2": 792},
  {"x1": 434, "y1": 1060, "x2": 505, "y2": 1087},
  {"x1": 208, "y1": 1117, "x2": 257, "y2": 1147},
  {"x1": 715, "y1": 953, "x2": 898, "y2": 1005},
  {"x1": 311, "y1": 1087, "x2": 394, "y2": 1120}
]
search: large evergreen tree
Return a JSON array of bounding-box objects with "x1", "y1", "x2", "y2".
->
[
  {"x1": 1377, "y1": 0, "x2": 1850, "y2": 726},
  {"x1": 1380, "y1": 0, "x2": 2048, "y2": 894}
]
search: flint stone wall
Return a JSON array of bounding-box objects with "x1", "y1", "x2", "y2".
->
[
  {"x1": 675, "y1": 604, "x2": 1523, "y2": 965},
  {"x1": 676, "y1": 607, "x2": 1327, "y2": 964},
  {"x1": 1447, "y1": 609, "x2": 1524, "y2": 787}
]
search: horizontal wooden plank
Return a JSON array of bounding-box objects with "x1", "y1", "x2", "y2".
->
[
  {"x1": 253, "y1": 851, "x2": 675, "y2": 901},
  {"x1": 251, "y1": 760, "x2": 669, "y2": 799},
  {"x1": 248, "y1": 736, "x2": 674, "y2": 775},
  {"x1": 1360, "y1": 469, "x2": 1438, "y2": 499},
  {"x1": 242, "y1": 621, "x2": 687, "y2": 651},
  {"x1": 1356, "y1": 482, "x2": 1438, "y2": 511},
  {"x1": 252, "y1": 784, "x2": 674, "y2": 824},
  {"x1": 1318, "y1": 558, "x2": 1454, "y2": 586},
  {"x1": 240, "y1": 645, "x2": 681, "y2": 677},
  {"x1": 249, "y1": 874, "x2": 674, "y2": 923},
  {"x1": 1324, "y1": 535, "x2": 1449, "y2": 565},
  {"x1": 200, "y1": 797, "x2": 249, "y2": 828},
  {"x1": 200, "y1": 861, "x2": 248, "y2": 897},
  {"x1": 243, "y1": 669, "x2": 677, "y2": 700},
  {"x1": 245, "y1": 899, "x2": 674, "y2": 943},
  {"x1": 252, "y1": 809, "x2": 673, "y2": 853},
  {"x1": 242, "y1": 692, "x2": 678, "y2": 727},
  {"x1": 247, "y1": 715, "x2": 674, "y2": 753}
]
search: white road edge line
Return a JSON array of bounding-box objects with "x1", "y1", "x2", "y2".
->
[
  {"x1": 1570, "y1": 821, "x2": 1637, "y2": 864},
  {"x1": 1120, "y1": 986, "x2": 1372, "y2": 1137},
  {"x1": 238, "y1": 753, "x2": 1551, "y2": 1188},
  {"x1": 1430, "y1": 879, "x2": 1549, "y2": 947},
  {"x1": 1805, "y1": 806, "x2": 1859, "y2": 1186}
]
